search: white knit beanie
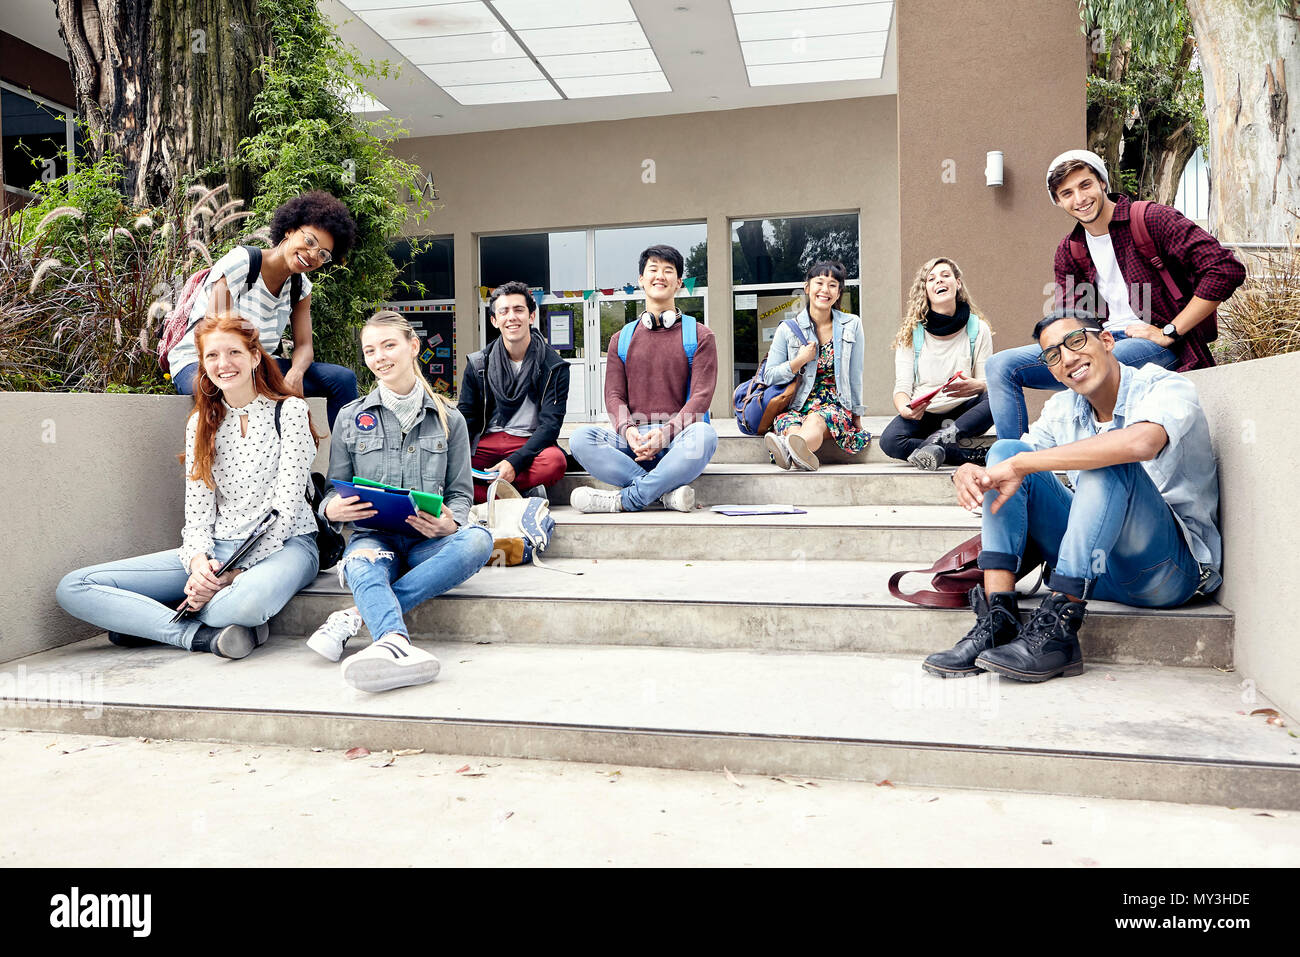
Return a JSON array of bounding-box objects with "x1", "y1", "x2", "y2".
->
[{"x1": 1045, "y1": 150, "x2": 1109, "y2": 203}]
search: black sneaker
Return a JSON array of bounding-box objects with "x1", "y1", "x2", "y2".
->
[
  {"x1": 975, "y1": 591, "x2": 1085, "y2": 682},
  {"x1": 190, "y1": 624, "x2": 258, "y2": 660},
  {"x1": 960, "y1": 445, "x2": 989, "y2": 467},
  {"x1": 921, "y1": 586, "x2": 1020, "y2": 678}
]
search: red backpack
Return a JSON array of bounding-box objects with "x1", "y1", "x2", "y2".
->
[
  {"x1": 156, "y1": 246, "x2": 300, "y2": 372},
  {"x1": 1066, "y1": 200, "x2": 1217, "y2": 369}
]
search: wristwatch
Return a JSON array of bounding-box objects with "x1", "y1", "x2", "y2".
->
[{"x1": 1161, "y1": 322, "x2": 1183, "y2": 343}]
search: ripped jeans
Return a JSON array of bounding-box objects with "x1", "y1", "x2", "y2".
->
[{"x1": 340, "y1": 525, "x2": 494, "y2": 642}]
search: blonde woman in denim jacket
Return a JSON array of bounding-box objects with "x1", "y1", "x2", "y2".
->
[
  {"x1": 762, "y1": 261, "x2": 869, "y2": 471},
  {"x1": 305, "y1": 311, "x2": 493, "y2": 693}
]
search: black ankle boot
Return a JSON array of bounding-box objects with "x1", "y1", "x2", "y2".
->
[
  {"x1": 190, "y1": 624, "x2": 256, "y2": 660},
  {"x1": 922, "y1": 586, "x2": 1020, "y2": 678},
  {"x1": 975, "y1": 591, "x2": 1085, "y2": 682},
  {"x1": 108, "y1": 632, "x2": 154, "y2": 648},
  {"x1": 960, "y1": 444, "x2": 989, "y2": 467}
]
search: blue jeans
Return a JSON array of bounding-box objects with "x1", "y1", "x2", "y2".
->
[
  {"x1": 56, "y1": 535, "x2": 320, "y2": 650},
  {"x1": 977, "y1": 440, "x2": 1200, "y2": 606},
  {"x1": 985, "y1": 332, "x2": 1178, "y2": 439},
  {"x1": 569, "y1": 422, "x2": 719, "y2": 511},
  {"x1": 341, "y1": 525, "x2": 494, "y2": 642},
  {"x1": 173, "y1": 358, "x2": 358, "y2": 429}
]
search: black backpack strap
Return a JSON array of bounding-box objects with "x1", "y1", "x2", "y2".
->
[
  {"x1": 274, "y1": 399, "x2": 283, "y2": 437},
  {"x1": 241, "y1": 245, "x2": 262, "y2": 292},
  {"x1": 291, "y1": 272, "x2": 303, "y2": 307}
]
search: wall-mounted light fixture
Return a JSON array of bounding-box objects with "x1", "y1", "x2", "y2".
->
[{"x1": 985, "y1": 151, "x2": 1004, "y2": 187}]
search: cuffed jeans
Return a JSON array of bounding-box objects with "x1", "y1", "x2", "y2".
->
[
  {"x1": 569, "y1": 422, "x2": 719, "y2": 511},
  {"x1": 976, "y1": 440, "x2": 1201, "y2": 606},
  {"x1": 173, "y1": 358, "x2": 358, "y2": 428},
  {"x1": 341, "y1": 524, "x2": 494, "y2": 642},
  {"x1": 985, "y1": 332, "x2": 1178, "y2": 439},
  {"x1": 56, "y1": 534, "x2": 320, "y2": 650}
]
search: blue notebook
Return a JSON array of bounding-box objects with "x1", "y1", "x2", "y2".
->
[{"x1": 331, "y1": 478, "x2": 442, "y2": 533}]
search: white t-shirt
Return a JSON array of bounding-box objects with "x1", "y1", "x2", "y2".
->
[
  {"x1": 166, "y1": 246, "x2": 312, "y2": 374},
  {"x1": 893, "y1": 318, "x2": 994, "y2": 415},
  {"x1": 1084, "y1": 231, "x2": 1139, "y2": 333}
]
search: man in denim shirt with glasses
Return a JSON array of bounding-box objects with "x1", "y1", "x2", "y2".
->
[{"x1": 922, "y1": 308, "x2": 1221, "y2": 683}]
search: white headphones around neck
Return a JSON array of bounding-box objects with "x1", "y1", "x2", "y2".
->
[{"x1": 639, "y1": 308, "x2": 680, "y2": 330}]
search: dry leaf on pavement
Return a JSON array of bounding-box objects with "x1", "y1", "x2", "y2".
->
[
  {"x1": 723, "y1": 766, "x2": 745, "y2": 788},
  {"x1": 771, "y1": 775, "x2": 819, "y2": 789},
  {"x1": 344, "y1": 747, "x2": 371, "y2": 760},
  {"x1": 369, "y1": 752, "x2": 396, "y2": 768},
  {"x1": 393, "y1": 748, "x2": 424, "y2": 757},
  {"x1": 1250, "y1": 708, "x2": 1281, "y2": 717}
]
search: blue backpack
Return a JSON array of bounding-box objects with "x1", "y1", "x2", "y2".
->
[
  {"x1": 732, "y1": 318, "x2": 810, "y2": 436},
  {"x1": 616, "y1": 315, "x2": 710, "y2": 423}
]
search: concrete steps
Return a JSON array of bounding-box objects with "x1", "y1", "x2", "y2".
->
[
  {"x1": 3, "y1": 636, "x2": 1295, "y2": 810},
  {"x1": 546, "y1": 504, "x2": 981, "y2": 562},
  {"x1": 273, "y1": 560, "x2": 1234, "y2": 668},
  {"x1": 2, "y1": 416, "x2": 1275, "y2": 810}
]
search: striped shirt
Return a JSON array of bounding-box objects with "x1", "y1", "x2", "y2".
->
[{"x1": 166, "y1": 246, "x2": 312, "y2": 375}]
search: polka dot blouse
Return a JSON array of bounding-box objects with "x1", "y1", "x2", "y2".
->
[{"x1": 179, "y1": 394, "x2": 318, "y2": 571}]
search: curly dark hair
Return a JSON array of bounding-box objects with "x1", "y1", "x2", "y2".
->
[{"x1": 269, "y1": 191, "x2": 358, "y2": 263}]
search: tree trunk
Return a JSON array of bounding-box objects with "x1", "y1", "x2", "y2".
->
[
  {"x1": 1087, "y1": 33, "x2": 1132, "y2": 173},
  {"x1": 1186, "y1": 0, "x2": 1300, "y2": 243},
  {"x1": 55, "y1": 0, "x2": 271, "y2": 207}
]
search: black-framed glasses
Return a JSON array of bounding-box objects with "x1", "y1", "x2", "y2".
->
[
  {"x1": 301, "y1": 230, "x2": 333, "y2": 264},
  {"x1": 1040, "y1": 328, "x2": 1097, "y2": 367}
]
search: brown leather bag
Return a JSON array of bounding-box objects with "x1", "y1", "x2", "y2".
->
[{"x1": 889, "y1": 534, "x2": 1046, "y2": 608}]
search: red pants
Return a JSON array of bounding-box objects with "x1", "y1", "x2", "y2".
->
[{"x1": 472, "y1": 431, "x2": 567, "y2": 504}]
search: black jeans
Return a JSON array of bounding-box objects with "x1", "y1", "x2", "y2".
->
[{"x1": 879, "y1": 393, "x2": 993, "y2": 462}]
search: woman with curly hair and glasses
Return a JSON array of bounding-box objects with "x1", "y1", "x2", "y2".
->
[
  {"x1": 880, "y1": 257, "x2": 994, "y2": 470},
  {"x1": 167, "y1": 190, "x2": 359, "y2": 427},
  {"x1": 57, "y1": 315, "x2": 323, "y2": 659}
]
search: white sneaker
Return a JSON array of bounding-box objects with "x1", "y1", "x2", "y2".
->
[
  {"x1": 765, "y1": 432, "x2": 792, "y2": 470},
  {"x1": 660, "y1": 485, "x2": 695, "y2": 512},
  {"x1": 342, "y1": 634, "x2": 441, "y2": 693},
  {"x1": 786, "y1": 434, "x2": 820, "y2": 471},
  {"x1": 306, "y1": 608, "x2": 362, "y2": 662},
  {"x1": 570, "y1": 487, "x2": 623, "y2": 513}
]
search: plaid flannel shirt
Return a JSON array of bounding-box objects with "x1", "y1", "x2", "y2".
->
[{"x1": 1053, "y1": 195, "x2": 1246, "y2": 370}]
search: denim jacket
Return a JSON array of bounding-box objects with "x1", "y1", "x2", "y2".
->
[
  {"x1": 320, "y1": 386, "x2": 475, "y2": 528},
  {"x1": 761, "y1": 308, "x2": 866, "y2": 416}
]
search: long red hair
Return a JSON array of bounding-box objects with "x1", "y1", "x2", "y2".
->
[{"x1": 180, "y1": 314, "x2": 321, "y2": 489}]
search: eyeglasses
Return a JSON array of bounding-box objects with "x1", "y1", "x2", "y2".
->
[
  {"x1": 300, "y1": 230, "x2": 332, "y2": 265},
  {"x1": 1040, "y1": 328, "x2": 1098, "y2": 367}
]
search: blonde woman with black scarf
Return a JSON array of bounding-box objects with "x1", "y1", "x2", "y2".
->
[{"x1": 880, "y1": 257, "x2": 994, "y2": 470}]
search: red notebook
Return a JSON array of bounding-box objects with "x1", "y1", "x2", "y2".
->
[{"x1": 910, "y1": 372, "x2": 966, "y2": 410}]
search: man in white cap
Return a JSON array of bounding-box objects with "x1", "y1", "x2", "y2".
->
[{"x1": 983, "y1": 149, "x2": 1245, "y2": 439}]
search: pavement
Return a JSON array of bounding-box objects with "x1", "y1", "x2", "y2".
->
[{"x1": 2, "y1": 728, "x2": 1296, "y2": 868}]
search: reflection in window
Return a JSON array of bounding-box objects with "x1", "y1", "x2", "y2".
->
[
  {"x1": 730, "y1": 214, "x2": 860, "y2": 286},
  {"x1": 595, "y1": 222, "x2": 707, "y2": 289},
  {"x1": 389, "y1": 236, "x2": 454, "y2": 300},
  {"x1": 2, "y1": 90, "x2": 71, "y2": 193},
  {"x1": 480, "y1": 230, "x2": 584, "y2": 291}
]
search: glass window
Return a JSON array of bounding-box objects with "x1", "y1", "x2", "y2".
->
[
  {"x1": 730, "y1": 213, "x2": 859, "y2": 286},
  {"x1": 388, "y1": 235, "x2": 454, "y2": 301},
  {"x1": 595, "y1": 222, "x2": 706, "y2": 290},
  {"x1": 480, "y1": 229, "x2": 584, "y2": 291},
  {"x1": 2, "y1": 89, "x2": 72, "y2": 193}
]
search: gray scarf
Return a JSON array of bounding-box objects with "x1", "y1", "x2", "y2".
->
[{"x1": 378, "y1": 380, "x2": 425, "y2": 435}]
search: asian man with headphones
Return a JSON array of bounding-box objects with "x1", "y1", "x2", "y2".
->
[{"x1": 568, "y1": 244, "x2": 719, "y2": 513}]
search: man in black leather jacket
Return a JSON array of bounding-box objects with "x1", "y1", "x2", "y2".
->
[{"x1": 458, "y1": 281, "x2": 570, "y2": 503}]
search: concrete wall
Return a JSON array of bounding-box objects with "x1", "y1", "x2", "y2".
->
[
  {"x1": 0, "y1": 393, "x2": 329, "y2": 663},
  {"x1": 897, "y1": 0, "x2": 1084, "y2": 382},
  {"x1": 1186, "y1": 355, "x2": 1300, "y2": 720},
  {"x1": 396, "y1": 96, "x2": 902, "y2": 413}
]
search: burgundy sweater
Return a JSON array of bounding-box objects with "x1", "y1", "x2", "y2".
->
[{"x1": 604, "y1": 320, "x2": 718, "y2": 441}]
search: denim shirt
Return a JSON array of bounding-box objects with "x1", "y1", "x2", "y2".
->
[
  {"x1": 761, "y1": 308, "x2": 866, "y2": 416},
  {"x1": 1023, "y1": 363, "x2": 1222, "y2": 572},
  {"x1": 320, "y1": 386, "x2": 475, "y2": 527}
]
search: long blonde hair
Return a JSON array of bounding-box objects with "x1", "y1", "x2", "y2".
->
[
  {"x1": 894, "y1": 257, "x2": 984, "y2": 348},
  {"x1": 364, "y1": 310, "x2": 452, "y2": 433}
]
